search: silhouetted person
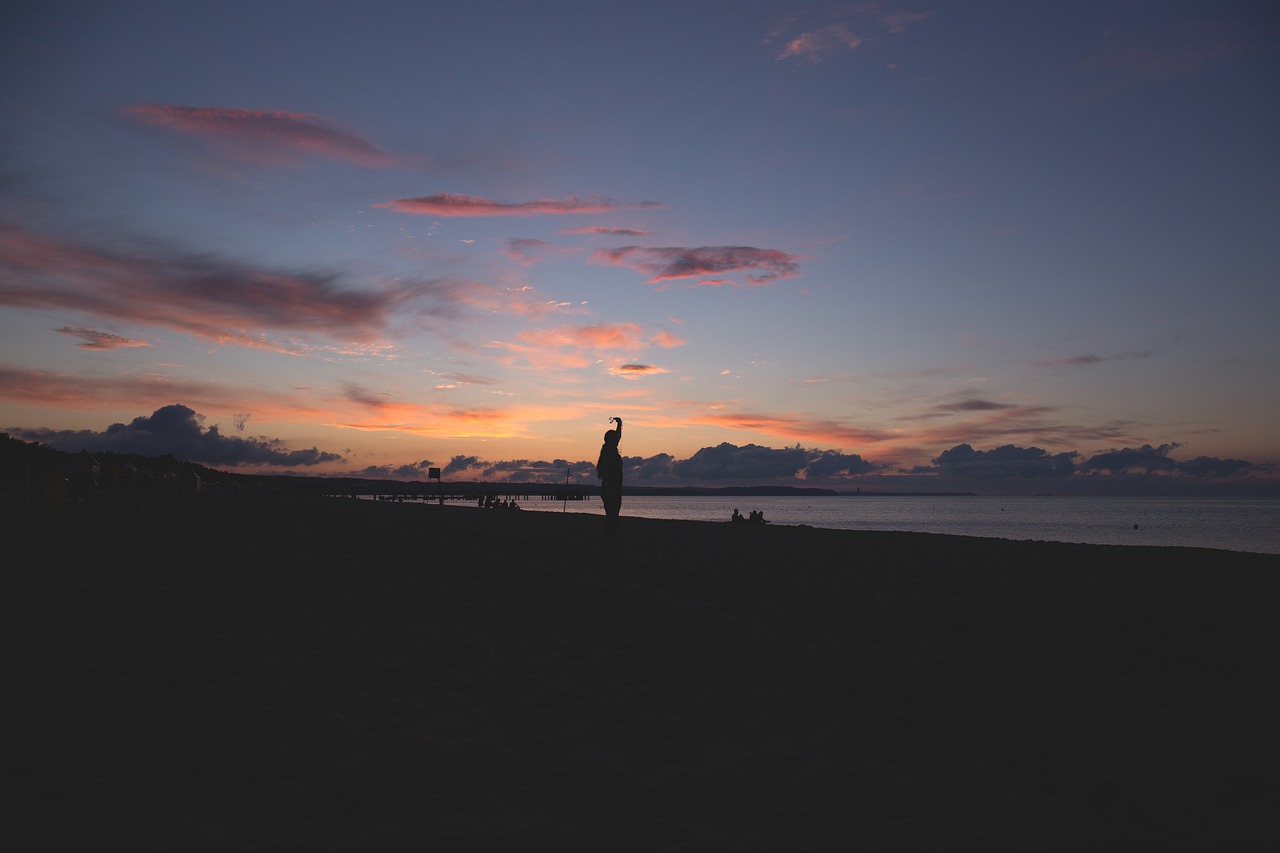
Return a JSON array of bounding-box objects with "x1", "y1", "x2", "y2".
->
[
  {"x1": 597, "y1": 417, "x2": 623, "y2": 537},
  {"x1": 732, "y1": 508, "x2": 743, "y2": 523}
]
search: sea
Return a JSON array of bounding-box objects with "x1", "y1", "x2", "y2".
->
[{"x1": 514, "y1": 495, "x2": 1280, "y2": 555}]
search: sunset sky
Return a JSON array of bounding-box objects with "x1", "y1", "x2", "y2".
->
[{"x1": 2, "y1": 1, "x2": 1277, "y2": 493}]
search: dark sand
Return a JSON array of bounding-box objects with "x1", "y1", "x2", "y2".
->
[{"x1": 7, "y1": 496, "x2": 1279, "y2": 850}]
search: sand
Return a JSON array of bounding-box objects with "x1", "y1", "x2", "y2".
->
[{"x1": 7, "y1": 495, "x2": 1279, "y2": 850}]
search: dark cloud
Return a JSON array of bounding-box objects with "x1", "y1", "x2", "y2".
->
[
  {"x1": 591, "y1": 245, "x2": 801, "y2": 285},
  {"x1": 9, "y1": 404, "x2": 343, "y2": 467},
  {"x1": 376, "y1": 193, "x2": 661, "y2": 217},
  {"x1": 481, "y1": 458, "x2": 582, "y2": 482},
  {"x1": 632, "y1": 453, "x2": 676, "y2": 481},
  {"x1": 666, "y1": 444, "x2": 879, "y2": 482},
  {"x1": 342, "y1": 383, "x2": 391, "y2": 408},
  {"x1": 561, "y1": 227, "x2": 651, "y2": 237},
  {"x1": 1079, "y1": 443, "x2": 1181, "y2": 474},
  {"x1": 803, "y1": 449, "x2": 880, "y2": 479},
  {"x1": 1174, "y1": 456, "x2": 1255, "y2": 478},
  {"x1": 385, "y1": 459, "x2": 435, "y2": 479},
  {"x1": 442, "y1": 455, "x2": 482, "y2": 477},
  {"x1": 932, "y1": 399, "x2": 1018, "y2": 413},
  {"x1": 1036, "y1": 351, "x2": 1153, "y2": 368},
  {"x1": 437, "y1": 455, "x2": 593, "y2": 483},
  {"x1": 933, "y1": 443, "x2": 1079, "y2": 478},
  {"x1": 673, "y1": 443, "x2": 809, "y2": 480}
]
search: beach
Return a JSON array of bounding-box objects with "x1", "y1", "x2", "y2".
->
[{"x1": 8, "y1": 496, "x2": 1279, "y2": 850}]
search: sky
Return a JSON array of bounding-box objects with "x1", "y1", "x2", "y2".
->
[{"x1": 2, "y1": 0, "x2": 1278, "y2": 494}]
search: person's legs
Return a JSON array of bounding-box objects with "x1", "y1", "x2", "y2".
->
[{"x1": 602, "y1": 489, "x2": 621, "y2": 537}]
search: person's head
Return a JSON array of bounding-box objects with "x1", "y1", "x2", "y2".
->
[{"x1": 603, "y1": 429, "x2": 620, "y2": 447}]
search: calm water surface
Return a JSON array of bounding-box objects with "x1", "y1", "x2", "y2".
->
[{"x1": 520, "y1": 495, "x2": 1280, "y2": 555}]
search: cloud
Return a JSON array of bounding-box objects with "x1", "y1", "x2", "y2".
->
[
  {"x1": 1079, "y1": 443, "x2": 1181, "y2": 474},
  {"x1": 777, "y1": 23, "x2": 864, "y2": 62},
  {"x1": 932, "y1": 443, "x2": 1079, "y2": 479},
  {"x1": 0, "y1": 365, "x2": 257, "y2": 412},
  {"x1": 591, "y1": 245, "x2": 801, "y2": 285},
  {"x1": 454, "y1": 281, "x2": 589, "y2": 319},
  {"x1": 488, "y1": 322, "x2": 683, "y2": 371},
  {"x1": 698, "y1": 410, "x2": 893, "y2": 447},
  {"x1": 1035, "y1": 351, "x2": 1153, "y2": 368},
  {"x1": 437, "y1": 454, "x2": 594, "y2": 483},
  {"x1": 501, "y1": 237, "x2": 580, "y2": 266},
  {"x1": 931, "y1": 399, "x2": 1018, "y2": 413},
  {"x1": 1078, "y1": 444, "x2": 1259, "y2": 479},
  {"x1": 1173, "y1": 456, "x2": 1256, "y2": 478},
  {"x1": 126, "y1": 104, "x2": 396, "y2": 167},
  {"x1": 8, "y1": 404, "x2": 344, "y2": 467},
  {"x1": 671, "y1": 442, "x2": 880, "y2": 481},
  {"x1": 561, "y1": 227, "x2": 652, "y2": 236},
  {"x1": 428, "y1": 444, "x2": 882, "y2": 486},
  {"x1": 376, "y1": 193, "x2": 662, "y2": 217},
  {"x1": 650, "y1": 330, "x2": 686, "y2": 348},
  {"x1": 56, "y1": 326, "x2": 151, "y2": 350},
  {"x1": 0, "y1": 222, "x2": 453, "y2": 350},
  {"x1": 606, "y1": 364, "x2": 670, "y2": 379},
  {"x1": 879, "y1": 10, "x2": 935, "y2": 34},
  {"x1": 772, "y1": 5, "x2": 934, "y2": 62}
]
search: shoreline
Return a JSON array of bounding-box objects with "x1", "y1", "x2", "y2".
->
[{"x1": 9, "y1": 497, "x2": 1279, "y2": 848}]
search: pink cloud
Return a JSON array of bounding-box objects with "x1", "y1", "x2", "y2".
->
[
  {"x1": 375, "y1": 193, "x2": 662, "y2": 217},
  {"x1": 591, "y1": 245, "x2": 801, "y2": 285},
  {"x1": 0, "y1": 223, "x2": 450, "y2": 350},
  {"x1": 126, "y1": 104, "x2": 396, "y2": 167},
  {"x1": 56, "y1": 326, "x2": 151, "y2": 350}
]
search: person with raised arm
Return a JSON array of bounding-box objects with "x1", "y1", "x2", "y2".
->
[{"x1": 596, "y1": 417, "x2": 624, "y2": 538}]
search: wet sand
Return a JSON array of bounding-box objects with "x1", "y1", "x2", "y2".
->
[{"x1": 8, "y1": 496, "x2": 1279, "y2": 850}]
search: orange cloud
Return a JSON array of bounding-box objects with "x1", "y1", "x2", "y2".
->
[
  {"x1": 376, "y1": 193, "x2": 662, "y2": 217},
  {"x1": 487, "y1": 322, "x2": 683, "y2": 372},
  {"x1": 650, "y1": 330, "x2": 686, "y2": 348},
  {"x1": 126, "y1": 104, "x2": 396, "y2": 167},
  {"x1": 697, "y1": 410, "x2": 894, "y2": 447}
]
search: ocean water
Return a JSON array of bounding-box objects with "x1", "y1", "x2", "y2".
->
[{"x1": 519, "y1": 495, "x2": 1280, "y2": 555}]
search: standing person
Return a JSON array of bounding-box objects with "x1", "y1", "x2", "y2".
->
[{"x1": 596, "y1": 417, "x2": 623, "y2": 537}]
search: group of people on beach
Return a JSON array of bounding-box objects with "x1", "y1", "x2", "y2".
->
[{"x1": 731, "y1": 508, "x2": 769, "y2": 525}]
